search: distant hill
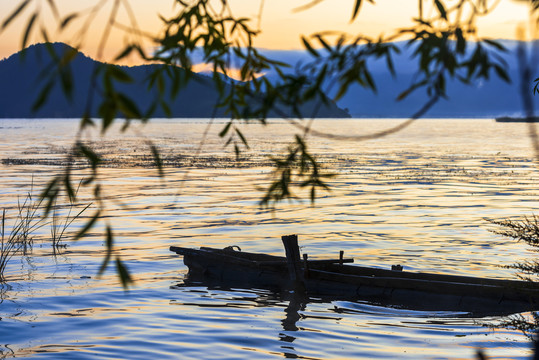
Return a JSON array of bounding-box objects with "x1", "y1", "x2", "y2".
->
[
  {"x1": 333, "y1": 40, "x2": 531, "y2": 118},
  {"x1": 0, "y1": 43, "x2": 350, "y2": 119},
  {"x1": 257, "y1": 40, "x2": 539, "y2": 118}
]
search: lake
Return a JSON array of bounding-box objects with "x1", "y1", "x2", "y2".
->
[{"x1": 1, "y1": 118, "x2": 538, "y2": 359}]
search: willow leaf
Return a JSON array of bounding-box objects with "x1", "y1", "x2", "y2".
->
[
  {"x1": 98, "y1": 226, "x2": 113, "y2": 276},
  {"x1": 22, "y1": 11, "x2": 37, "y2": 50},
  {"x1": 115, "y1": 258, "x2": 133, "y2": 289},
  {"x1": 351, "y1": 0, "x2": 362, "y2": 21},
  {"x1": 74, "y1": 210, "x2": 101, "y2": 240},
  {"x1": 149, "y1": 142, "x2": 164, "y2": 178},
  {"x1": 2, "y1": 0, "x2": 30, "y2": 30},
  {"x1": 434, "y1": 0, "x2": 447, "y2": 19},
  {"x1": 32, "y1": 80, "x2": 54, "y2": 111},
  {"x1": 60, "y1": 13, "x2": 79, "y2": 30},
  {"x1": 302, "y1": 37, "x2": 319, "y2": 58}
]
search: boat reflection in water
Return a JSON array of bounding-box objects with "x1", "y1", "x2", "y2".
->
[{"x1": 170, "y1": 273, "x2": 482, "y2": 359}]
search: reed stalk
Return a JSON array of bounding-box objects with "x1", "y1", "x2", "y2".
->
[
  {"x1": 50, "y1": 181, "x2": 91, "y2": 248},
  {"x1": 0, "y1": 181, "x2": 90, "y2": 281},
  {"x1": 0, "y1": 195, "x2": 43, "y2": 281}
]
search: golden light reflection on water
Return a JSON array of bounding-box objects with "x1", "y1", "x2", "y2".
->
[
  {"x1": 0, "y1": 118, "x2": 537, "y2": 359},
  {"x1": 2, "y1": 119, "x2": 539, "y2": 275}
]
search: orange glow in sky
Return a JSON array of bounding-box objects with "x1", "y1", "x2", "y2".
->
[{"x1": 0, "y1": 0, "x2": 534, "y2": 62}]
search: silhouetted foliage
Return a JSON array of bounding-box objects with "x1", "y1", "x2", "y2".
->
[{"x1": 487, "y1": 216, "x2": 539, "y2": 349}]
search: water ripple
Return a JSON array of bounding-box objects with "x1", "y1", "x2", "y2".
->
[{"x1": 0, "y1": 118, "x2": 537, "y2": 359}]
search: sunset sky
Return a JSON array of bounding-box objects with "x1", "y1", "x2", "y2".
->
[{"x1": 0, "y1": 0, "x2": 534, "y2": 62}]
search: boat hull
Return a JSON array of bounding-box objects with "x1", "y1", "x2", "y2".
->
[{"x1": 170, "y1": 246, "x2": 539, "y2": 316}]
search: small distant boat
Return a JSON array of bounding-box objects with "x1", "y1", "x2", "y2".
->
[
  {"x1": 495, "y1": 116, "x2": 539, "y2": 122},
  {"x1": 170, "y1": 235, "x2": 539, "y2": 316}
]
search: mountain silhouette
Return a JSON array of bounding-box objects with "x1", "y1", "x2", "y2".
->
[
  {"x1": 256, "y1": 40, "x2": 538, "y2": 118},
  {"x1": 0, "y1": 43, "x2": 350, "y2": 119}
]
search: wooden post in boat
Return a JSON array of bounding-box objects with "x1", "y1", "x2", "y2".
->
[
  {"x1": 281, "y1": 234, "x2": 305, "y2": 289},
  {"x1": 303, "y1": 254, "x2": 310, "y2": 279}
]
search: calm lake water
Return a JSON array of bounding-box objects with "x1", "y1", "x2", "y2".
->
[{"x1": 1, "y1": 118, "x2": 538, "y2": 359}]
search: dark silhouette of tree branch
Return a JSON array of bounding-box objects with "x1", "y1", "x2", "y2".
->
[{"x1": 1, "y1": 0, "x2": 536, "y2": 291}]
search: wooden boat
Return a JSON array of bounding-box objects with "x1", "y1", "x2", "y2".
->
[{"x1": 170, "y1": 235, "x2": 539, "y2": 316}]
